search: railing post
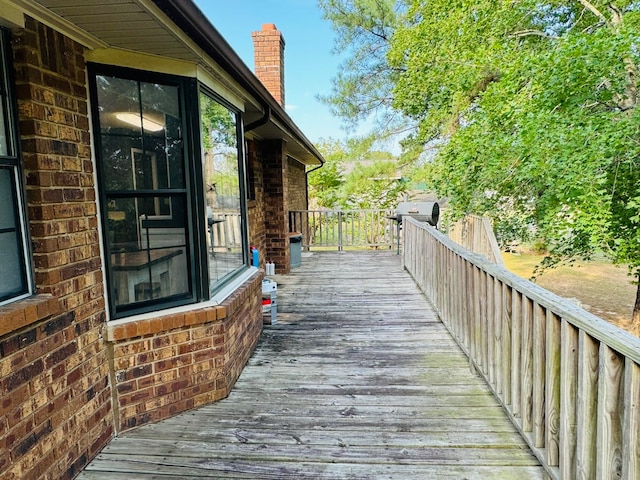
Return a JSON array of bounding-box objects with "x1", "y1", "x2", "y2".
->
[
  {"x1": 337, "y1": 211, "x2": 343, "y2": 252},
  {"x1": 622, "y1": 359, "x2": 640, "y2": 479},
  {"x1": 559, "y1": 320, "x2": 578, "y2": 478}
]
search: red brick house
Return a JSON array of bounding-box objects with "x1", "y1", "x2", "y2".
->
[{"x1": 0, "y1": 1, "x2": 323, "y2": 478}]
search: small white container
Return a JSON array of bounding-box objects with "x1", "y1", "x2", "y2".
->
[{"x1": 262, "y1": 278, "x2": 277, "y2": 324}]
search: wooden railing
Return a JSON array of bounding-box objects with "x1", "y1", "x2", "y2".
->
[
  {"x1": 446, "y1": 214, "x2": 504, "y2": 266},
  {"x1": 289, "y1": 209, "x2": 397, "y2": 250},
  {"x1": 209, "y1": 213, "x2": 242, "y2": 251},
  {"x1": 402, "y1": 217, "x2": 640, "y2": 480}
]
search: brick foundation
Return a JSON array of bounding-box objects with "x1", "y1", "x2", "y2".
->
[
  {"x1": 106, "y1": 272, "x2": 263, "y2": 432},
  {"x1": 0, "y1": 299, "x2": 112, "y2": 480}
]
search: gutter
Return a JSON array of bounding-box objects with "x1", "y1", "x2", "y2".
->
[
  {"x1": 153, "y1": 0, "x2": 324, "y2": 166},
  {"x1": 306, "y1": 164, "x2": 323, "y2": 175},
  {"x1": 245, "y1": 106, "x2": 270, "y2": 132}
]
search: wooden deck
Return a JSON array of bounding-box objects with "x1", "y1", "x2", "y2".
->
[{"x1": 78, "y1": 251, "x2": 545, "y2": 479}]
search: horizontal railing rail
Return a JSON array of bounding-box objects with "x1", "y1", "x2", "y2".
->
[
  {"x1": 402, "y1": 217, "x2": 640, "y2": 480},
  {"x1": 289, "y1": 209, "x2": 398, "y2": 250}
]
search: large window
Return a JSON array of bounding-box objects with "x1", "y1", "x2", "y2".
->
[
  {"x1": 90, "y1": 66, "x2": 249, "y2": 319},
  {"x1": 200, "y1": 90, "x2": 247, "y2": 287},
  {"x1": 0, "y1": 28, "x2": 31, "y2": 306}
]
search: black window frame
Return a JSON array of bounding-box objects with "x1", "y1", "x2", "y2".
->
[
  {"x1": 198, "y1": 84, "x2": 251, "y2": 293},
  {"x1": 88, "y1": 64, "x2": 251, "y2": 319},
  {"x1": 0, "y1": 27, "x2": 33, "y2": 306},
  {"x1": 89, "y1": 64, "x2": 201, "y2": 318}
]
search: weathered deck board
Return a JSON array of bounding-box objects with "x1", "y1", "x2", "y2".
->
[{"x1": 79, "y1": 251, "x2": 545, "y2": 479}]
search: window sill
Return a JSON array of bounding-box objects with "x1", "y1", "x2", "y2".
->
[{"x1": 0, "y1": 294, "x2": 61, "y2": 338}]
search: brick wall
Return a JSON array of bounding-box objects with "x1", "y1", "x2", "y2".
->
[
  {"x1": 261, "y1": 139, "x2": 290, "y2": 273},
  {"x1": 222, "y1": 274, "x2": 264, "y2": 388},
  {"x1": 287, "y1": 158, "x2": 308, "y2": 253},
  {"x1": 247, "y1": 139, "x2": 266, "y2": 265},
  {"x1": 106, "y1": 272, "x2": 263, "y2": 432},
  {"x1": 253, "y1": 143, "x2": 308, "y2": 273},
  {"x1": 0, "y1": 18, "x2": 112, "y2": 480},
  {"x1": 287, "y1": 158, "x2": 307, "y2": 213}
]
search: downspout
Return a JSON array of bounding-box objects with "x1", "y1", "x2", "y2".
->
[
  {"x1": 243, "y1": 104, "x2": 270, "y2": 265},
  {"x1": 245, "y1": 105, "x2": 271, "y2": 132},
  {"x1": 304, "y1": 161, "x2": 324, "y2": 212},
  {"x1": 245, "y1": 102, "x2": 323, "y2": 208}
]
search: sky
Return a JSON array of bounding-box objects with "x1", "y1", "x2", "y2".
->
[{"x1": 193, "y1": 0, "x2": 352, "y2": 145}]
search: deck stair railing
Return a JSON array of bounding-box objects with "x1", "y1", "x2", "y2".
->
[
  {"x1": 402, "y1": 217, "x2": 640, "y2": 480},
  {"x1": 289, "y1": 209, "x2": 397, "y2": 250}
]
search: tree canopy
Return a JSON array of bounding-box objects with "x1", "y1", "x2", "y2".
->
[
  {"x1": 320, "y1": 0, "x2": 640, "y2": 330},
  {"x1": 318, "y1": 0, "x2": 412, "y2": 139},
  {"x1": 309, "y1": 137, "x2": 407, "y2": 210}
]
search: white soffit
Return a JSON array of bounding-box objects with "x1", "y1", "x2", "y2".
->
[{"x1": 22, "y1": 0, "x2": 258, "y2": 111}]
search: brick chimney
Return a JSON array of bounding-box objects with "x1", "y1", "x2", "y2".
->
[{"x1": 252, "y1": 23, "x2": 285, "y2": 106}]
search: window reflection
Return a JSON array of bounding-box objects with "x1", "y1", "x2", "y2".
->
[
  {"x1": 95, "y1": 74, "x2": 191, "y2": 313},
  {"x1": 0, "y1": 168, "x2": 28, "y2": 300},
  {"x1": 0, "y1": 29, "x2": 30, "y2": 305},
  {"x1": 0, "y1": 101, "x2": 7, "y2": 156},
  {"x1": 200, "y1": 93, "x2": 245, "y2": 286}
]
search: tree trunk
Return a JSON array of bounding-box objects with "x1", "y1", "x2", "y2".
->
[
  {"x1": 607, "y1": 3, "x2": 640, "y2": 111},
  {"x1": 633, "y1": 276, "x2": 640, "y2": 336}
]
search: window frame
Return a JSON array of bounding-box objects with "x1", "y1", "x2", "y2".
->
[
  {"x1": 0, "y1": 27, "x2": 33, "y2": 307},
  {"x1": 198, "y1": 84, "x2": 251, "y2": 295},
  {"x1": 88, "y1": 64, "x2": 251, "y2": 320},
  {"x1": 89, "y1": 64, "x2": 202, "y2": 318}
]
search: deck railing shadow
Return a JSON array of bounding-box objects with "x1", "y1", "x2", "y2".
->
[{"x1": 402, "y1": 217, "x2": 640, "y2": 480}]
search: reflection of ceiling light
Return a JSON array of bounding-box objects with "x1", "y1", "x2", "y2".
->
[{"x1": 115, "y1": 113, "x2": 164, "y2": 132}]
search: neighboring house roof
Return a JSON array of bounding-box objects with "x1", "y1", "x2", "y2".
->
[{"x1": 18, "y1": 0, "x2": 324, "y2": 167}]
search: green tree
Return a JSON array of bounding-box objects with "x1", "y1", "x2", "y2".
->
[
  {"x1": 310, "y1": 137, "x2": 407, "y2": 209},
  {"x1": 341, "y1": 159, "x2": 406, "y2": 209},
  {"x1": 388, "y1": 1, "x2": 640, "y2": 331},
  {"x1": 200, "y1": 95, "x2": 236, "y2": 151},
  {"x1": 318, "y1": 0, "x2": 410, "y2": 139},
  {"x1": 309, "y1": 139, "x2": 345, "y2": 208}
]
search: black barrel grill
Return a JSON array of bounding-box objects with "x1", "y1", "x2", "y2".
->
[
  {"x1": 389, "y1": 201, "x2": 439, "y2": 253},
  {"x1": 393, "y1": 201, "x2": 439, "y2": 227}
]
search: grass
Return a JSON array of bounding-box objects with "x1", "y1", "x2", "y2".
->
[{"x1": 502, "y1": 252, "x2": 638, "y2": 335}]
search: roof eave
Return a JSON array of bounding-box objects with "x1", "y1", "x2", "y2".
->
[{"x1": 152, "y1": 0, "x2": 324, "y2": 167}]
